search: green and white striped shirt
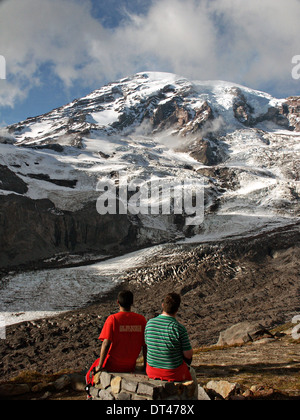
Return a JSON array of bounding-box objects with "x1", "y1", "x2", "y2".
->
[{"x1": 145, "y1": 315, "x2": 192, "y2": 369}]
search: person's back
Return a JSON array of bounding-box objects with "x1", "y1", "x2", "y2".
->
[
  {"x1": 86, "y1": 290, "x2": 147, "y2": 387},
  {"x1": 99, "y1": 310, "x2": 146, "y2": 372},
  {"x1": 145, "y1": 293, "x2": 193, "y2": 382}
]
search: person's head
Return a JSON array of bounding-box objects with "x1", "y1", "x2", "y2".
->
[
  {"x1": 117, "y1": 290, "x2": 134, "y2": 311},
  {"x1": 162, "y1": 292, "x2": 181, "y2": 316}
]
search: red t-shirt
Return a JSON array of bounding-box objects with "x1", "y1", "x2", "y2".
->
[{"x1": 99, "y1": 312, "x2": 147, "y2": 372}]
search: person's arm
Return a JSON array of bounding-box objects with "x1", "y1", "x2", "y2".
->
[
  {"x1": 96, "y1": 315, "x2": 114, "y2": 372},
  {"x1": 183, "y1": 349, "x2": 193, "y2": 366},
  {"x1": 180, "y1": 324, "x2": 193, "y2": 365},
  {"x1": 96, "y1": 339, "x2": 111, "y2": 372}
]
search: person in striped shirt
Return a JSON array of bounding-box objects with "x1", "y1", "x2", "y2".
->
[{"x1": 145, "y1": 292, "x2": 194, "y2": 382}]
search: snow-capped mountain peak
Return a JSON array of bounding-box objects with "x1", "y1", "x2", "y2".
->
[
  {"x1": 0, "y1": 72, "x2": 299, "y2": 269},
  {"x1": 5, "y1": 71, "x2": 297, "y2": 148}
]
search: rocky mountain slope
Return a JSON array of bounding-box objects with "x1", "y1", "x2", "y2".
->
[
  {"x1": 0, "y1": 223, "x2": 299, "y2": 385},
  {"x1": 1, "y1": 73, "x2": 299, "y2": 399},
  {"x1": 0, "y1": 72, "x2": 299, "y2": 270}
]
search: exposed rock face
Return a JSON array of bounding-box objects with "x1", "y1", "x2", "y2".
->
[
  {"x1": 0, "y1": 193, "x2": 185, "y2": 269},
  {"x1": 232, "y1": 87, "x2": 291, "y2": 128},
  {"x1": 232, "y1": 88, "x2": 255, "y2": 126},
  {"x1": 0, "y1": 195, "x2": 132, "y2": 268},
  {"x1": 0, "y1": 165, "x2": 28, "y2": 194},
  {"x1": 188, "y1": 137, "x2": 227, "y2": 166},
  {"x1": 282, "y1": 96, "x2": 300, "y2": 131}
]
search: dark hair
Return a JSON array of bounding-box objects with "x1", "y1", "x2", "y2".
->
[
  {"x1": 118, "y1": 290, "x2": 134, "y2": 310},
  {"x1": 163, "y1": 293, "x2": 181, "y2": 315}
]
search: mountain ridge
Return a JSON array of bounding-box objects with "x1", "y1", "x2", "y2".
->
[{"x1": 4, "y1": 72, "x2": 299, "y2": 147}]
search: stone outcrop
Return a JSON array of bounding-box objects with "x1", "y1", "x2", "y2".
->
[
  {"x1": 205, "y1": 380, "x2": 240, "y2": 400},
  {"x1": 216, "y1": 322, "x2": 275, "y2": 347},
  {"x1": 88, "y1": 371, "x2": 197, "y2": 401},
  {"x1": 0, "y1": 373, "x2": 86, "y2": 399}
]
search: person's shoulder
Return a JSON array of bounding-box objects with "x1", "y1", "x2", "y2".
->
[
  {"x1": 146, "y1": 315, "x2": 161, "y2": 323},
  {"x1": 146, "y1": 315, "x2": 166, "y2": 326},
  {"x1": 104, "y1": 313, "x2": 117, "y2": 323},
  {"x1": 176, "y1": 320, "x2": 189, "y2": 334},
  {"x1": 132, "y1": 312, "x2": 147, "y2": 324},
  {"x1": 108, "y1": 312, "x2": 119, "y2": 319},
  {"x1": 174, "y1": 318, "x2": 186, "y2": 327},
  {"x1": 167, "y1": 317, "x2": 187, "y2": 330}
]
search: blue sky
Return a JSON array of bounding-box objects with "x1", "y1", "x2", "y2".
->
[{"x1": 0, "y1": 0, "x2": 299, "y2": 126}]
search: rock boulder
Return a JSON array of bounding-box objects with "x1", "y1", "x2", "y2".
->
[{"x1": 217, "y1": 322, "x2": 271, "y2": 346}]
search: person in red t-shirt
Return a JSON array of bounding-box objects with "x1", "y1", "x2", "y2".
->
[{"x1": 91, "y1": 290, "x2": 147, "y2": 377}]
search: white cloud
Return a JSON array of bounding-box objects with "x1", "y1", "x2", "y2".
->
[
  {"x1": 210, "y1": 0, "x2": 300, "y2": 83},
  {"x1": 0, "y1": 0, "x2": 299, "y2": 110},
  {"x1": 0, "y1": 0, "x2": 103, "y2": 106},
  {"x1": 118, "y1": 0, "x2": 300, "y2": 90}
]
